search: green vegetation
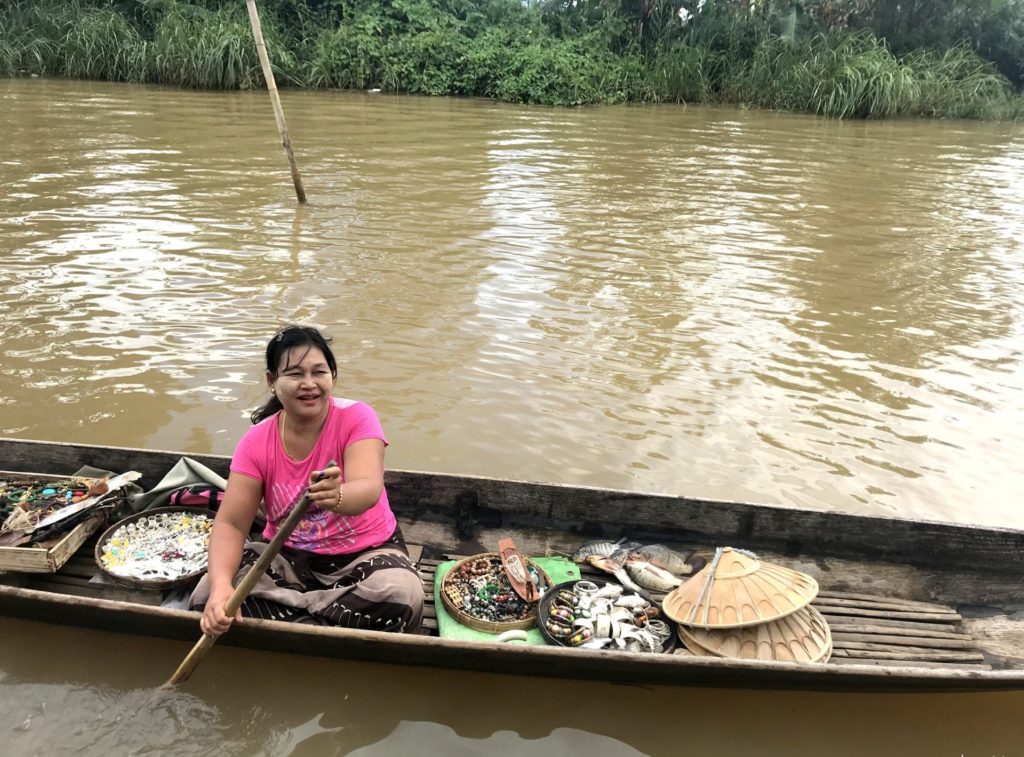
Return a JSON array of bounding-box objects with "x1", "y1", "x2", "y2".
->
[{"x1": 1, "y1": 0, "x2": 1022, "y2": 118}]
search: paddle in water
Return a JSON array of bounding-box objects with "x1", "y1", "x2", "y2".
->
[{"x1": 162, "y1": 461, "x2": 336, "y2": 688}]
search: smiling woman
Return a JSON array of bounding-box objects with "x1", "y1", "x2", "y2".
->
[{"x1": 190, "y1": 325, "x2": 424, "y2": 637}]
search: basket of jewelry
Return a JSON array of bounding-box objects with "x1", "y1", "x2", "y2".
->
[
  {"x1": 95, "y1": 506, "x2": 215, "y2": 590},
  {"x1": 440, "y1": 549, "x2": 553, "y2": 633},
  {"x1": 536, "y1": 578, "x2": 675, "y2": 653}
]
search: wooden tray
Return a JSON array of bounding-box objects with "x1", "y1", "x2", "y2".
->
[
  {"x1": 0, "y1": 472, "x2": 122, "y2": 573},
  {"x1": 94, "y1": 506, "x2": 214, "y2": 591},
  {"x1": 440, "y1": 552, "x2": 551, "y2": 633}
]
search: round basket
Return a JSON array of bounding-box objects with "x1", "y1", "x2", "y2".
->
[
  {"x1": 95, "y1": 506, "x2": 215, "y2": 591},
  {"x1": 663, "y1": 547, "x2": 819, "y2": 629},
  {"x1": 675, "y1": 605, "x2": 832, "y2": 663},
  {"x1": 536, "y1": 578, "x2": 676, "y2": 653},
  {"x1": 440, "y1": 552, "x2": 552, "y2": 633}
]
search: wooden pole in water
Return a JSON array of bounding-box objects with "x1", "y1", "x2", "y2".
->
[{"x1": 245, "y1": 0, "x2": 307, "y2": 203}]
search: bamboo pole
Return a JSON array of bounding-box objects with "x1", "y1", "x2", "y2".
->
[
  {"x1": 163, "y1": 462, "x2": 335, "y2": 687},
  {"x1": 162, "y1": 493, "x2": 311, "y2": 687},
  {"x1": 245, "y1": 0, "x2": 307, "y2": 203}
]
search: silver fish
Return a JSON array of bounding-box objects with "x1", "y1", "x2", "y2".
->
[
  {"x1": 586, "y1": 555, "x2": 646, "y2": 593},
  {"x1": 625, "y1": 561, "x2": 684, "y2": 592},
  {"x1": 628, "y1": 544, "x2": 698, "y2": 576},
  {"x1": 572, "y1": 538, "x2": 642, "y2": 563}
]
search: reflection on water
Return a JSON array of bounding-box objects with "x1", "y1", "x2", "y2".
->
[
  {"x1": 1, "y1": 78, "x2": 1024, "y2": 752},
  {"x1": 0, "y1": 618, "x2": 1022, "y2": 756}
]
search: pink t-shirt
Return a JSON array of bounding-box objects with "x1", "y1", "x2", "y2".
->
[{"x1": 230, "y1": 397, "x2": 396, "y2": 554}]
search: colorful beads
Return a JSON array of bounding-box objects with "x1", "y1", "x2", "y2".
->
[{"x1": 443, "y1": 554, "x2": 541, "y2": 625}]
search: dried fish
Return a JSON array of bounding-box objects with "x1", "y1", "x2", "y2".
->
[
  {"x1": 571, "y1": 538, "x2": 628, "y2": 563},
  {"x1": 627, "y1": 544, "x2": 696, "y2": 576},
  {"x1": 625, "y1": 561, "x2": 684, "y2": 592}
]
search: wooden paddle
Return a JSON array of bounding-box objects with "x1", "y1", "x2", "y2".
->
[{"x1": 162, "y1": 462, "x2": 335, "y2": 688}]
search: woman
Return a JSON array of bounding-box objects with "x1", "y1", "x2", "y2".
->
[{"x1": 191, "y1": 325, "x2": 424, "y2": 636}]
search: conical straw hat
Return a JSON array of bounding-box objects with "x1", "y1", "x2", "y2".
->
[
  {"x1": 676, "y1": 628, "x2": 714, "y2": 657},
  {"x1": 676, "y1": 605, "x2": 832, "y2": 663},
  {"x1": 664, "y1": 547, "x2": 819, "y2": 629}
]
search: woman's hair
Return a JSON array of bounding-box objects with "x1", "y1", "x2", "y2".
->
[{"x1": 251, "y1": 325, "x2": 338, "y2": 424}]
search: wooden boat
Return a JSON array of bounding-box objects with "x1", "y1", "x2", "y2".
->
[{"x1": 1, "y1": 437, "x2": 1022, "y2": 692}]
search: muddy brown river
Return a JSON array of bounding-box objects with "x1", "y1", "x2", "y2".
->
[{"x1": 1, "y1": 79, "x2": 1022, "y2": 754}]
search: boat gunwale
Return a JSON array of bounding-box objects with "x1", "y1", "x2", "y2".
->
[
  {"x1": 3, "y1": 437, "x2": 1023, "y2": 575},
  {"x1": 0, "y1": 583, "x2": 1020, "y2": 692}
]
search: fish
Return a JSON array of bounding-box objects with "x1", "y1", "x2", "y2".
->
[
  {"x1": 585, "y1": 555, "x2": 646, "y2": 593},
  {"x1": 625, "y1": 560, "x2": 684, "y2": 592},
  {"x1": 571, "y1": 538, "x2": 641, "y2": 563},
  {"x1": 627, "y1": 544, "x2": 701, "y2": 576}
]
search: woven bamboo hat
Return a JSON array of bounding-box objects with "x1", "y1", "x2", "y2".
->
[
  {"x1": 663, "y1": 547, "x2": 819, "y2": 629},
  {"x1": 676, "y1": 605, "x2": 832, "y2": 663}
]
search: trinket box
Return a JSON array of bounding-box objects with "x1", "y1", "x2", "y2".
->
[
  {"x1": 0, "y1": 471, "x2": 131, "y2": 573},
  {"x1": 440, "y1": 551, "x2": 552, "y2": 633}
]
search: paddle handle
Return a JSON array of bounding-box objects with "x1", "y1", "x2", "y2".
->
[{"x1": 163, "y1": 462, "x2": 335, "y2": 687}]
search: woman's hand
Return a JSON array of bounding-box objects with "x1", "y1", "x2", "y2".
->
[
  {"x1": 200, "y1": 583, "x2": 241, "y2": 638},
  {"x1": 307, "y1": 464, "x2": 342, "y2": 510}
]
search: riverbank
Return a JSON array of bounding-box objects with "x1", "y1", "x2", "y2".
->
[{"x1": 2, "y1": 0, "x2": 1022, "y2": 119}]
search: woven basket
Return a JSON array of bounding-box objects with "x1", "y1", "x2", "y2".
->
[
  {"x1": 440, "y1": 552, "x2": 552, "y2": 633},
  {"x1": 95, "y1": 506, "x2": 214, "y2": 591},
  {"x1": 676, "y1": 605, "x2": 832, "y2": 663},
  {"x1": 664, "y1": 547, "x2": 819, "y2": 629}
]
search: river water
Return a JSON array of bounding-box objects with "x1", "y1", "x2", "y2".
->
[{"x1": 0, "y1": 79, "x2": 1022, "y2": 754}]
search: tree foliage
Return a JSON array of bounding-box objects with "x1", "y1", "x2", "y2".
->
[{"x1": 1, "y1": 0, "x2": 1021, "y2": 117}]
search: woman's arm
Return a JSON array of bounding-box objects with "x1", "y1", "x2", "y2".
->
[
  {"x1": 309, "y1": 438, "x2": 385, "y2": 516},
  {"x1": 200, "y1": 471, "x2": 262, "y2": 636}
]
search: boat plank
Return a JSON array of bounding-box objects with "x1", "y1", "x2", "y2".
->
[
  {"x1": 828, "y1": 658, "x2": 991, "y2": 671},
  {"x1": 834, "y1": 638, "x2": 980, "y2": 654},
  {"x1": 16, "y1": 578, "x2": 164, "y2": 606},
  {"x1": 830, "y1": 633, "x2": 976, "y2": 649},
  {"x1": 833, "y1": 648, "x2": 985, "y2": 662},
  {"x1": 812, "y1": 596, "x2": 960, "y2": 615},
  {"x1": 820, "y1": 614, "x2": 964, "y2": 632},
  {"x1": 817, "y1": 605, "x2": 961, "y2": 622},
  {"x1": 816, "y1": 591, "x2": 954, "y2": 612},
  {"x1": 826, "y1": 623, "x2": 972, "y2": 641}
]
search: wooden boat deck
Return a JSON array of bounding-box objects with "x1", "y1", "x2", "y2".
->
[{"x1": 11, "y1": 535, "x2": 993, "y2": 674}]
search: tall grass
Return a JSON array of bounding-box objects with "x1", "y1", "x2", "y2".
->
[
  {"x1": 0, "y1": 0, "x2": 1020, "y2": 119},
  {"x1": 64, "y1": 6, "x2": 149, "y2": 81},
  {"x1": 151, "y1": 5, "x2": 261, "y2": 89},
  {"x1": 731, "y1": 30, "x2": 1016, "y2": 119}
]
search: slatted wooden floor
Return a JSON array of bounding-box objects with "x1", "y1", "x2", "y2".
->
[{"x1": 9, "y1": 543, "x2": 991, "y2": 672}]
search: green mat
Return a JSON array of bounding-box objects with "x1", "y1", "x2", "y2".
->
[{"x1": 434, "y1": 556, "x2": 580, "y2": 644}]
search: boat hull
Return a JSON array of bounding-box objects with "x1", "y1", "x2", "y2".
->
[{"x1": 2, "y1": 437, "x2": 1023, "y2": 692}]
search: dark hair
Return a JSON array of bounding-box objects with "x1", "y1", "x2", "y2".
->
[{"x1": 250, "y1": 325, "x2": 338, "y2": 424}]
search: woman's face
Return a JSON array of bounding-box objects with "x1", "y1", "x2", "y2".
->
[{"x1": 268, "y1": 345, "x2": 335, "y2": 420}]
